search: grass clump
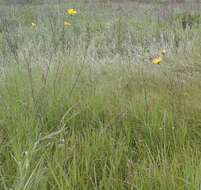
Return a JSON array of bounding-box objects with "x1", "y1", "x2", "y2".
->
[{"x1": 174, "y1": 12, "x2": 201, "y2": 30}]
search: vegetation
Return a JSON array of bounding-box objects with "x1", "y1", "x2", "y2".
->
[
  {"x1": 175, "y1": 12, "x2": 201, "y2": 29},
  {"x1": 0, "y1": 1, "x2": 201, "y2": 189}
]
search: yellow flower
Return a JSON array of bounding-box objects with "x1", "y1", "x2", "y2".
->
[
  {"x1": 31, "y1": 22, "x2": 36, "y2": 27},
  {"x1": 67, "y1": 8, "x2": 77, "y2": 16},
  {"x1": 152, "y1": 57, "x2": 162, "y2": 65},
  {"x1": 151, "y1": 49, "x2": 166, "y2": 65},
  {"x1": 64, "y1": 21, "x2": 71, "y2": 27}
]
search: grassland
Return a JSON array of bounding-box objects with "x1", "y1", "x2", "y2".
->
[{"x1": 0, "y1": 1, "x2": 201, "y2": 190}]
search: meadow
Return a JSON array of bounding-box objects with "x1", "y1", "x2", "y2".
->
[{"x1": 0, "y1": 1, "x2": 201, "y2": 189}]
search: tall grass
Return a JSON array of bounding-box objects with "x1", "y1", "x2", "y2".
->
[{"x1": 0, "y1": 2, "x2": 201, "y2": 189}]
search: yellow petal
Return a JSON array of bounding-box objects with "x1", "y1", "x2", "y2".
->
[
  {"x1": 152, "y1": 57, "x2": 162, "y2": 64},
  {"x1": 67, "y1": 9, "x2": 77, "y2": 16}
]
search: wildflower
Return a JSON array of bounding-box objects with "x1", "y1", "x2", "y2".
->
[
  {"x1": 64, "y1": 21, "x2": 71, "y2": 27},
  {"x1": 151, "y1": 49, "x2": 166, "y2": 65},
  {"x1": 152, "y1": 57, "x2": 162, "y2": 65},
  {"x1": 67, "y1": 8, "x2": 77, "y2": 16},
  {"x1": 31, "y1": 22, "x2": 36, "y2": 27}
]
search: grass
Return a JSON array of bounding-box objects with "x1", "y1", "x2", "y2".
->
[{"x1": 0, "y1": 1, "x2": 201, "y2": 189}]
